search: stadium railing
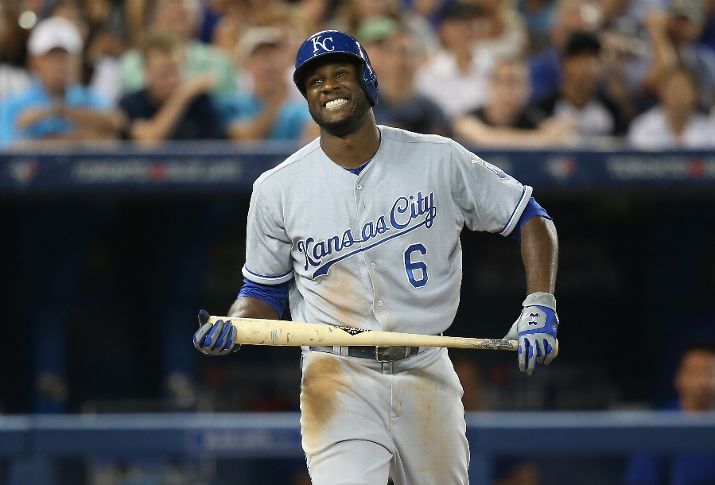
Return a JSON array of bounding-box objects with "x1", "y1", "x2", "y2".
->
[{"x1": 1, "y1": 412, "x2": 715, "y2": 484}]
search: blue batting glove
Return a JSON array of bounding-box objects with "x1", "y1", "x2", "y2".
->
[
  {"x1": 193, "y1": 309, "x2": 239, "y2": 356},
  {"x1": 505, "y1": 292, "x2": 559, "y2": 376}
]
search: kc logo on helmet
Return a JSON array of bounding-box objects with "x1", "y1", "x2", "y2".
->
[{"x1": 311, "y1": 35, "x2": 334, "y2": 53}]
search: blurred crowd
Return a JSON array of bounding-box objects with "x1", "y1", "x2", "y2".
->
[{"x1": 2, "y1": 0, "x2": 715, "y2": 150}]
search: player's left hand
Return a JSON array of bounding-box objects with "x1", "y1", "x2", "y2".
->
[
  {"x1": 505, "y1": 292, "x2": 559, "y2": 376},
  {"x1": 193, "y1": 309, "x2": 240, "y2": 355}
]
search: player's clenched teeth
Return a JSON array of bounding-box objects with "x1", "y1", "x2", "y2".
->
[{"x1": 324, "y1": 98, "x2": 349, "y2": 110}]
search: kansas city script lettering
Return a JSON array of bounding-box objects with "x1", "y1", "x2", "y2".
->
[{"x1": 297, "y1": 191, "x2": 437, "y2": 272}]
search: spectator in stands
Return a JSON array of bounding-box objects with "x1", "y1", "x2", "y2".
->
[
  {"x1": 415, "y1": 3, "x2": 490, "y2": 118},
  {"x1": 528, "y1": 30, "x2": 628, "y2": 146},
  {"x1": 220, "y1": 28, "x2": 316, "y2": 142},
  {"x1": 120, "y1": 0, "x2": 235, "y2": 98},
  {"x1": 244, "y1": 3, "x2": 305, "y2": 101},
  {"x1": 624, "y1": 342, "x2": 715, "y2": 485},
  {"x1": 627, "y1": 67, "x2": 715, "y2": 148},
  {"x1": 360, "y1": 17, "x2": 450, "y2": 136},
  {"x1": 453, "y1": 56, "x2": 576, "y2": 147},
  {"x1": 118, "y1": 32, "x2": 225, "y2": 146},
  {"x1": 0, "y1": 17, "x2": 121, "y2": 149},
  {"x1": 528, "y1": 0, "x2": 602, "y2": 102},
  {"x1": 642, "y1": 0, "x2": 715, "y2": 110}
]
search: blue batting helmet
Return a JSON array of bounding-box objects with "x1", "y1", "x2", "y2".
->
[{"x1": 293, "y1": 30, "x2": 379, "y2": 106}]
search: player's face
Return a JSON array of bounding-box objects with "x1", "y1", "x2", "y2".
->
[{"x1": 304, "y1": 61, "x2": 372, "y2": 136}]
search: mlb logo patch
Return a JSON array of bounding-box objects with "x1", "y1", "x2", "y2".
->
[{"x1": 471, "y1": 156, "x2": 507, "y2": 179}]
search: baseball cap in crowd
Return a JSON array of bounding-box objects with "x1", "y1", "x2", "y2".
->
[
  {"x1": 669, "y1": 0, "x2": 704, "y2": 23},
  {"x1": 236, "y1": 27, "x2": 284, "y2": 60},
  {"x1": 28, "y1": 16, "x2": 83, "y2": 56}
]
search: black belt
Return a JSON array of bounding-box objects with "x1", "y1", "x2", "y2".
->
[{"x1": 309, "y1": 345, "x2": 421, "y2": 362}]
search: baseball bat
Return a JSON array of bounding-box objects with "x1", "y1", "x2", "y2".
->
[{"x1": 208, "y1": 316, "x2": 522, "y2": 352}]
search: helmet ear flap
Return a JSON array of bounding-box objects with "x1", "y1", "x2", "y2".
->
[{"x1": 357, "y1": 48, "x2": 379, "y2": 106}]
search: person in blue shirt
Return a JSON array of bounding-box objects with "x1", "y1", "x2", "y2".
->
[
  {"x1": 624, "y1": 342, "x2": 715, "y2": 485},
  {"x1": 0, "y1": 16, "x2": 121, "y2": 149},
  {"x1": 220, "y1": 27, "x2": 317, "y2": 142}
]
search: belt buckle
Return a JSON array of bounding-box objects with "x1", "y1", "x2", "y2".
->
[{"x1": 374, "y1": 346, "x2": 410, "y2": 362}]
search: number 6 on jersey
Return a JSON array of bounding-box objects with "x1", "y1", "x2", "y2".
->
[{"x1": 404, "y1": 243, "x2": 428, "y2": 288}]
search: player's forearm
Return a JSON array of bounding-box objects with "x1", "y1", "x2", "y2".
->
[
  {"x1": 520, "y1": 216, "x2": 558, "y2": 294},
  {"x1": 228, "y1": 295, "x2": 280, "y2": 320}
]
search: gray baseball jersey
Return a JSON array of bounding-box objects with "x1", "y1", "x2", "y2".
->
[
  {"x1": 243, "y1": 125, "x2": 532, "y2": 484},
  {"x1": 243, "y1": 125, "x2": 532, "y2": 334}
]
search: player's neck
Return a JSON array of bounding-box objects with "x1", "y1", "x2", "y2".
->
[{"x1": 320, "y1": 117, "x2": 381, "y2": 169}]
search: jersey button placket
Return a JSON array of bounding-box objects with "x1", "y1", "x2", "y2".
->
[{"x1": 354, "y1": 177, "x2": 380, "y2": 319}]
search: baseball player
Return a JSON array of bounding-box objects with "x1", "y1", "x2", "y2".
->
[{"x1": 194, "y1": 30, "x2": 559, "y2": 485}]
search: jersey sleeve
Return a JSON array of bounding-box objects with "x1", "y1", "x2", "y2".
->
[
  {"x1": 242, "y1": 180, "x2": 294, "y2": 285},
  {"x1": 449, "y1": 140, "x2": 532, "y2": 236}
]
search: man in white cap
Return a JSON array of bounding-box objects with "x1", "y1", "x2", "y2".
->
[{"x1": 0, "y1": 16, "x2": 122, "y2": 148}]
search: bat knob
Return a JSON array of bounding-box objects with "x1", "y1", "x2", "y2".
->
[{"x1": 198, "y1": 309, "x2": 211, "y2": 325}]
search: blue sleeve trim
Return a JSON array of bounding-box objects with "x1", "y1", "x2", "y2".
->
[
  {"x1": 498, "y1": 185, "x2": 531, "y2": 236},
  {"x1": 238, "y1": 278, "x2": 290, "y2": 317},
  {"x1": 510, "y1": 197, "x2": 551, "y2": 242}
]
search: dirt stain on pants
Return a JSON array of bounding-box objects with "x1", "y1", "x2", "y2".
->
[{"x1": 300, "y1": 353, "x2": 350, "y2": 454}]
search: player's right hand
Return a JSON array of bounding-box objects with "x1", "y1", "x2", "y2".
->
[{"x1": 193, "y1": 309, "x2": 239, "y2": 355}]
